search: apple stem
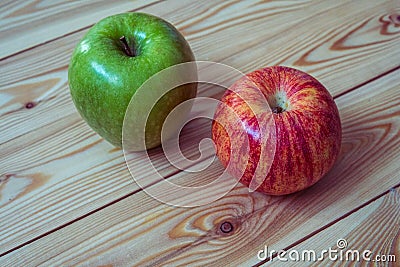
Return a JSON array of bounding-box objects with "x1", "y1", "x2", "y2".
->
[
  {"x1": 119, "y1": 36, "x2": 135, "y2": 57},
  {"x1": 272, "y1": 106, "x2": 284, "y2": 113}
]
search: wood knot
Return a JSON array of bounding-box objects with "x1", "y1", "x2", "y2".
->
[
  {"x1": 25, "y1": 102, "x2": 36, "y2": 109},
  {"x1": 220, "y1": 221, "x2": 233, "y2": 233},
  {"x1": 218, "y1": 220, "x2": 237, "y2": 236}
]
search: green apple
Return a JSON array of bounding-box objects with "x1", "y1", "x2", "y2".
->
[{"x1": 68, "y1": 12, "x2": 197, "y2": 149}]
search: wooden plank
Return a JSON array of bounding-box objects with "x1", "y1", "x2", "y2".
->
[
  {"x1": 1, "y1": 0, "x2": 399, "y2": 254},
  {"x1": 2, "y1": 0, "x2": 399, "y2": 144},
  {"x1": 0, "y1": 0, "x2": 322, "y2": 142},
  {"x1": 0, "y1": 0, "x2": 160, "y2": 59},
  {"x1": 218, "y1": 0, "x2": 400, "y2": 93},
  {"x1": 268, "y1": 187, "x2": 400, "y2": 266},
  {"x1": 2, "y1": 68, "x2": 399, "y2": 266}
]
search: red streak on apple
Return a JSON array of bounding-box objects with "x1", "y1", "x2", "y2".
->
[{"x1": 212, "y1": 66, "x2": 341, "y2": 195}]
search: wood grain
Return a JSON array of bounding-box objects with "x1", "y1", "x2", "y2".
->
[
  {"x1": 268, "y1": 187, "x2": 400, "y2": 266},
  {"x1": 2, "y1": 1, "x2": 399, "y2": 143},
  {"x1": 0, "y1": 0, "x2": 160, "y2": 59},
  {"x1": 2, "y1": 68, "x2": 399, "y2": 266},
  {"x1": 1, "y1": 0, "x2": 399, "y2": 256}
]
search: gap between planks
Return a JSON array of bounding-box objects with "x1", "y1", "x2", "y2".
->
[
  {"x1": 1, "y1": 0, "x2": 399, "y2": 263},
  {"x1": 254, "y1": 183, "x2": 400, "y2": 266},
  {"x1": 0, "y1": 0, "x2": 163, "y2": 61},
  {"x1": 1, "y1": 66, "x2": 398, "y2": 259}
]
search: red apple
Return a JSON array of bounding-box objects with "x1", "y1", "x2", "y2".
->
[{"x1": 211, "y1": 66, "x2": 341, "y2": 195}]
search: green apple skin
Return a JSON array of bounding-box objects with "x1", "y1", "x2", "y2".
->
[{"x1": 68, "y1": 12, "x2": 197, "y2": 149}]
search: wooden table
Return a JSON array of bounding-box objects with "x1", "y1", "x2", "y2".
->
[{"x1": 1, "y1": 1, "x2": 399, "y2": 266}]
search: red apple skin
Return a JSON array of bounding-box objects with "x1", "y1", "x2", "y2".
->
[{"x1": 212, "y1": 66, "x2": 342, "y2": 195}]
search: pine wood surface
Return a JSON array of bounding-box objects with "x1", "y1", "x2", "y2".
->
[
  {"x1": 0, "y1": 0, "x2": 399, "y2": 266},
  {"x1": 267, "y1": 187, "x2": 400, "y2": 266}
]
